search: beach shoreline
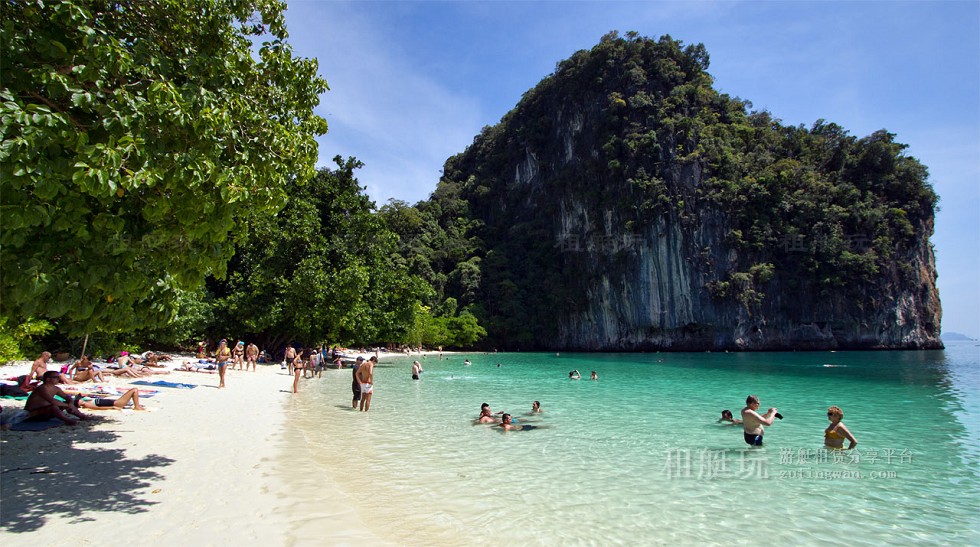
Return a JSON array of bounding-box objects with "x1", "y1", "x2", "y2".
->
[{"x1": 0, "y1": 351, "x2": 424, "y2": 545}]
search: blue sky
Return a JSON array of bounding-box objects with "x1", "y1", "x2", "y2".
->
[{"x1": 282, "y1": 0, "x2": 979, "y2": 338}]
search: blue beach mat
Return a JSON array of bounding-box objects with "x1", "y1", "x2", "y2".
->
[
  {"x1": 132, "y1": 380, "x2": 197, "y2": 389},
  {"x1": 10, "y1": 418, "x2": 62, "y2": 431}
]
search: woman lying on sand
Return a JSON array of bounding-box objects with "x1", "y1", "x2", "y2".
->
[{"x1": 73, "y1": 388, "x2": 145, "y2": 411}]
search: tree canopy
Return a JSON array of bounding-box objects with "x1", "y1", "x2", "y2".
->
[
  {"x1": 207, "y1": 157, "x2": 434, "y2": 350},
  {"x1": 0, "y1": 0, "x2": 328, "y2": 337}
]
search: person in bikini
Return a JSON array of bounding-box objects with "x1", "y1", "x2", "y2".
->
[
  {"x1": 824, "y1": 406, "x2": 857, "y2": 450},
  {"x1": 69, "y1": 355, "x2": 106, "y2": 383},
  {"x1": 740, "y1": 395, "x2": 777, "y2": 447},
  {"x1": 292, "y1": 349, "x2": 304, "y2": 393},
  {"x1": 215, "y1": 339, "x2": 231, "y2": 388},
  {"x1": 24, "y1": 371, "x2": 89, "y2": 424},
  {"x1": 232, "y1": 342, "x2": 245, "y2": 370},
  {"x1": 75, "y1": 388, "x2": 146, "y2": 411}
]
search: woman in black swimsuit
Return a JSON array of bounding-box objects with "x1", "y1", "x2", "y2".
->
[{"x1": 292, "y1": 350, "x2": 304, "y2": 393}]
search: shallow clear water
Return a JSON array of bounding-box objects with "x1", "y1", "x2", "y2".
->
[{"x1": 281, "y1": 342, "x2": 979, "y2": 545}]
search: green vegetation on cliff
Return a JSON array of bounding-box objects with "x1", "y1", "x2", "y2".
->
[{"x1": 389, "y1": 31, "x2": 939, "y2": 349}]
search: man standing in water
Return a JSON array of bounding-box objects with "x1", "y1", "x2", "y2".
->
[
  {"x1": 741, "y1": 395, "x2": 778, "y2": 446},
  {"x1": 355, "y1": 356, "x2": 376, "y2": 411},
  {"x1": 351, "y1": 356, "x2": 363, "y2": 408},
  {"x1": 412, "y1": 360, "x2": 423, "y2": 380},
  {"x1": 284, "y1": 345, "x2": 297, "y2": 374}
]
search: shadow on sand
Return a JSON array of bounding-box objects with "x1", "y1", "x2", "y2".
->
[{"x1": 0, "y1": 422, "x2": 174, "y2": 533}]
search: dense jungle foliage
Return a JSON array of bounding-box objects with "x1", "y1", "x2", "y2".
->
[
  {"x1": 0, "y1": 0, "x2": 482, "y2": 360},
  {"x1": 387, "y1": 31, "x2": 938, "y2": 349}
]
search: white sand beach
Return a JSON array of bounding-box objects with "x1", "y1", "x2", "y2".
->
[{"x1": 0, "y1": 354, "x2": 402, "y2": 546}]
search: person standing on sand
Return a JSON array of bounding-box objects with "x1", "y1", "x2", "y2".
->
[
  {"x1": 215, "y1": 339, "x2": 232, "y2": 388},
  {"x1": 246, "y1": 343, "x2": 259, "y2": 372},
  {"x1": 284, "y1": 345, "x2": 297, "y2": 374},
  {"x1": 741, "y1": 395, "x2": 777, "y2": 447},
  {"x1": 356, "y1": 356, "x2": 376, "y2": 411},
  {"x1": 351, "y1": 356, "x2": 363, "y2": 408},
  {"x1": 412, "y1": 360, "x2": 423, "y2": 380},
  {"x1": 232, "y1": 341, "x2": 245, "y2": 370}
]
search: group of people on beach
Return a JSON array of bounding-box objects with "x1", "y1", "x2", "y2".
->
[
  {"x1": 719, "y1": 394, "x2": 858, "y2": 450},
  {"x1": 9, "y1": 351, "x2": 169, "y2": 394},
  {"x1": 1, "y1": 351, "x2": 152, "y2": 429}
]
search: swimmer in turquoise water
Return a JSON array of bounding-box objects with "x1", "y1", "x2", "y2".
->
[
  {"x1": 498, "y1": 413, "x2": 538, "y2": 431},
  {"x1": 718, "y1": 409, "x2": 741, "y2": 425}
]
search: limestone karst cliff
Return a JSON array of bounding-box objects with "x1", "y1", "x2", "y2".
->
[{"x1": 395, "y1": 32, "x2": 942, "y2": 351}]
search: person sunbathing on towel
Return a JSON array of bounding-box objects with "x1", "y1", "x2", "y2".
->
[
  {"x1": 75, "y1": 388, "x2": 145, "y2": 411},
  {"x1": 24, "y1": 371, "x2": 90, "y2": 424},
  {"x1": 69, "y1": 356, "x2": 106, "y2": 383}
]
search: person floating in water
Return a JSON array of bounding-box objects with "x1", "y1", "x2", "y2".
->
[
  {"x1": 590, "y1": 371, "x2": 598, "y2": 381},
  {"x1": 531, "y1": 401, "x2": 542, "y2": 413},
  {"x1": 824, "y1": 406, "x2": 857, "y2": 450},
  {"x1": 569, "y1": 370, "x2": 581, "y2": 380},
  {"x1": 464, "y1": 359, "x2": 471, "y2": 366}
]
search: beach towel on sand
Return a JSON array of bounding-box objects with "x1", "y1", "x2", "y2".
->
[
  {"x1": 86, "y1": 385, "x2": 160, "y2": 398},
  {"x1": 132, "y1": 380, "x2": 197, "y2": 389},
  {"x1": 10, "y1": 418, "x2": 62, "y2": 431}
]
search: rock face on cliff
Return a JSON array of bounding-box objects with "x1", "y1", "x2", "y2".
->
[{"x1": 417, "y1": 33, "x2": 942, "y2": 351}]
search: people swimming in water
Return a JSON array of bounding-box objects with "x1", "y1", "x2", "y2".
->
[
  {"x1": 477, "y1": 406, "x2": 499, "y2": 424},
  {"x1": 590, "y1": 371, "x2": 598, "y2": 381},
  {"x1": 498, "y1": 413, "x2": 538, "y2": 431},
  {"x1": 531, "y1": 401, "x2": 542, "y2": 413},
  {"x1": 718, "y1": 409, "x2": 741, "y2": 425},
  {"x1": 824, "y1": 406, "x2": 857, "y2": 449},
  {"x1": 569, "y1": 370, "x2": 581, "y2": 380}
]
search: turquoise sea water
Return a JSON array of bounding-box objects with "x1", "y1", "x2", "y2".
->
[{"x1": 281, "y1": 342, "x2": 979, "y2": 545}]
